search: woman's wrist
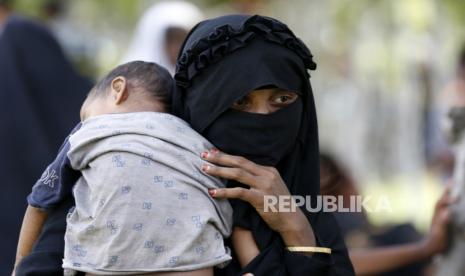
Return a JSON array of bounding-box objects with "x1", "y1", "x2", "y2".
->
[
  {"x1": 279, "y1": 209, "x2": 316, "y2": 247},
  {"x1": 417, "y1": 236, "x2": 443, "y2": 259},
  {"x1": 401, "y1": 240, "x2": 435, "y2": 262}
]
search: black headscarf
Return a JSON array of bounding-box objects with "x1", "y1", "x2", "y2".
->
[
  {"x1": 173, "y1": 15, "x2": 354, "y2": 276},
  {"x1": 0, "y1": 15, "x2": 91, "y2": 274}
]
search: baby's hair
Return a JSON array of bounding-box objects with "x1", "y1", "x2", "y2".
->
[{"x1": 88, "y1": 61, "x2": 173, "y2": 109}]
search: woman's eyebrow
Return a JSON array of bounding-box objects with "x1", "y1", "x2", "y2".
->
[{"x1": 272, "y1": 88, "x2": 294, "y2": 93}]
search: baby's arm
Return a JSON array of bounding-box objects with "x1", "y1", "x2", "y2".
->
[
  {"x1": 14, "y1": 206, "x2": 48, "y2": 269},
  {"x1": 13, "y1": 124, "x2": 82, "y2": 273},
  {"x1": 231, "y1": 226, "x2": 260, "y2": 268}
]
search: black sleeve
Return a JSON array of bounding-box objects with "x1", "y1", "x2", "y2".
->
[
  {"x1": 27, "y1": 124, "x2": 82, "y2": 210},
  {"x1": 219, "y1": 200, "x2": 354, "y2": 276},
  {"x1": 242, "y1": 212, "x2": 354, "y2": 276},
  {"x1": 241, "y1": 241, "x2": 333, "y2": 275}
]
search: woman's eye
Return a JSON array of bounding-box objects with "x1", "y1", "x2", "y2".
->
[
  {"x1": 232, "y1": 97, "x2": 250, "y2": 110},
  {"x1": 277, "y1": 95, "x2": 291, "y2": 103},
  {"x1": 273, "y1": 93, "x2": 297, "y2": 104}
]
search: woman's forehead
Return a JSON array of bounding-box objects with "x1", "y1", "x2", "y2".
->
[{"x1": 251, "y1": 86, "x2": 299, "y2": 94}]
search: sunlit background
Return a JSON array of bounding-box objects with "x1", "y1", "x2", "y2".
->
[{"x1": 9, "y1": 0, "x2": 465, "y2": 231}]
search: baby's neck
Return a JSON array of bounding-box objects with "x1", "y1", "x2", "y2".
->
[{"x1": 117, "y1": 99, "x2": 167, "y2": 114}]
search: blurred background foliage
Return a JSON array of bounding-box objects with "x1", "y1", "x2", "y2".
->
[{"x1": 8, "y1": 0, "x2": 465, "y2": 230}]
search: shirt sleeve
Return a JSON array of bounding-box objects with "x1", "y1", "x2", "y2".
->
[
  {"x1": 230, "y1": 211, "x2": 355, "y2": 276},
  {"x1": 27, "y1": 123, "x2": 82, "y2": 210}
]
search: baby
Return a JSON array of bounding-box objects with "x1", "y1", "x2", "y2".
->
[{"x1": 15, "y1": 61, "x2": 233, "y2": 275}]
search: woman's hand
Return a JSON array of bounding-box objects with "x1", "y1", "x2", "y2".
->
[
  {"x1": 201, "y1": 149, "x2": 316, "y2": 247},
  {"x1": 421, "y1": 185, "x2": 454, "y2": 256},
  {"x1": 349, "y1": 187, "x2": 455, "y2": 275}
]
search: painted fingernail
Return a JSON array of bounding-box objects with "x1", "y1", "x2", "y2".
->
[
  {"x1": 210, "y1": 147, "x2": 219, "y2": 154},
  {"x1": 208, "y1": 189, "x2": 217, "y2": 197},
  {"x1": 201, "y1": 151, "x2": 209, "y2": 159},
  {"x1": 202, "y1": 164, "x2": 209, "y2": 171}
]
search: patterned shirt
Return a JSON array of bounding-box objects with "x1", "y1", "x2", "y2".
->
[{"x1": 28, "y1": 112, "x2": 232, "y2": 274}]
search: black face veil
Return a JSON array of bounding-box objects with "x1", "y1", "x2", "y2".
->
[{"x1": 173, "y1": 15, "x2": 354, "y2": 276}]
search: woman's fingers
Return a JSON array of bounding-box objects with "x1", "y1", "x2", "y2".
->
[
  {"x1": 202, "y1": 164, "x2": 257, "y2": 187},
  {"x1": 210, "y1": 187, "x2": 254, "y2": 203},
  {"x1": 431, "y1": 184, "x2": 456, "y2": 227},
  {"x1": 201, "y1": 149, "x2": 263, "y2": 175},
  {"x1": 202, "y1": 149, "x2": 314, "y2": 238},
  {"x1": 426, "y1": 200, "x2": 452, "y2": 254}
]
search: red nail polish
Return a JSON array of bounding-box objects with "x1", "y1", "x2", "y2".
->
[
  {"x1": 202, "y1": 164, "x2": 209, "y2": 171},
  {"x1": 208, "y1": 189, "x2": 216, "y2": 197},
  {"x1": 201, "y1": 151, "x2": 208, "y2": 159}
]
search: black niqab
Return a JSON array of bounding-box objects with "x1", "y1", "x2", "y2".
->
[{"x1": 173, "y1": 15, "x2": 354, "y2": 275}]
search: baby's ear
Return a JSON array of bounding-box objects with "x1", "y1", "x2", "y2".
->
[{"x1": 111, "y1": 76, "x2": 129, "y2": 105}]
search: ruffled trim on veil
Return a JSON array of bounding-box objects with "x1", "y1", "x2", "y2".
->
[{"x1": 175, "y1": 15, "x2": 317, "y2": 88}]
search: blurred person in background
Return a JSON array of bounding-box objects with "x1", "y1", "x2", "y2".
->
[
  {"x1": 205, "y1": 0, "x2": 267, "y2": 15},
  {"x1": 320, "y1": 153, "x2": 452, "y2": 276},
  {"x1": 435, "y1": 46, "x2": 465, "y2": 276},
  {"x1": 40, "y1": 0, "x2": 98, "y2": 77},
  {"x1": 441, "y1": 47, "x2": 465, "y2": 144},
  {"x1": 122, "y1": 1, "x2": 203, "y2": 76},
  {"x1": 0, "y1": 0, "x2": 92, "y2": 273}
]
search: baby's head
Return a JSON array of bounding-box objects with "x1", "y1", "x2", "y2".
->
[{"x1": 80, "y1": 61, "x2": 173, "y2": 121}]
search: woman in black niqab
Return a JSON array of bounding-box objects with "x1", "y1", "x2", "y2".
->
[{"x1": 173, "y1": 15, "x2": 355, "y2": 275}]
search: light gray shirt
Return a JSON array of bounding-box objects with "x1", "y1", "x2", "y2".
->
[{"x1": 63, "y1": 112, "x2": 232, "y2": 275}]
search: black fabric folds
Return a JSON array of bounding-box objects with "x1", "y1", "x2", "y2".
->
[
  {"x1": 0, "y1": 15, "x2": 91, "y2": 274},
  {"x1": 173, "y1": 15, "x2": 355, "y2": 276}
]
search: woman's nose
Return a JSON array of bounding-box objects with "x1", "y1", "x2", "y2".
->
[{"x1": 248, "y1": 102, "x2": 273, "y2": 114}]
